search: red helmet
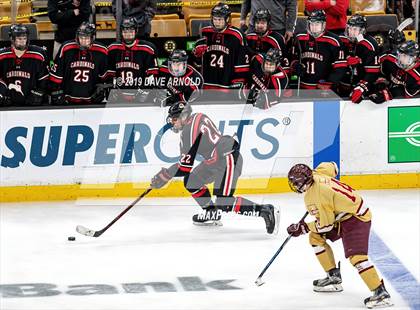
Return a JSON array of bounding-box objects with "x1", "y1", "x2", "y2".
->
[{"x1": 288, "y1": 164, "x2": 314, "y2": 193}]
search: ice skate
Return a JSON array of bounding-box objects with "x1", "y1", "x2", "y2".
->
[
  {"x1": 364, "y1": 283, "x2": 393, "y2": 308},
  {"x1": 313, "y1": 263, "x2": 343, "y2": 292}
]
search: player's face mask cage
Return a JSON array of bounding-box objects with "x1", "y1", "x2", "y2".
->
[
  {"x1": 263, "y1": 61, "x2": 276, "y2": 73},
  {"x1": 12, "y1": 35, "x2": 28, "y2": 51},
  {"x1": 345, "y1": 25, "x2": 365, "y2": 42},
  {"x1": 77, "y1": 35, "x2": 92, "y2": 50},
  {"x1": 255, "y1": 20, "x2": 268, "y2": 35},
  {"x1": 397, "y1": 52, "x2": 416, "y2": 69},
  {"x1": 167, "y1": 103, "x2": 192, "y2": 133},
  {"x1": 288, "y1": 164, "x2": 313, "y2": 193},
  {"x1": 122, "y1": 28, "x2": 136, "y2": 44},
  {"x1": 308, "y1": 21, "x2": 325, "y2": 38},
  {"x1": 169, "y1": 61, "x2": 187, "y2": 77}
]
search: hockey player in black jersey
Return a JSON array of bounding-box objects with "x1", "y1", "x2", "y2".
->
[
  {"x1": 192, "y1": 3, "x2": 249, "y2": 90},
  {"x1": 245, "y1": 49, "x2": 288, "y2": 109},
  {"x1": 291, "y1": 10, "x2": 347, "y2": 91},
  {"x1": 50, "y1": 22, "x2": 108, "y2": 104},
  {"x1": 338, "y1": 14, "x2": 380, "y2": 103},
  {"x1": 0, "y1": 24, "x2": 49, "y2": 106},
  {"x1": 107, "y1": 17, "x2": 158, "y2": 103},
  {"x1": 246, "y1": 9, "x2": 289, "y2": 71},
  {"x1": 150, "y1": 49, "x2": 203, "y2": 106},
  {"x1": 150, "y1": 102, "x2": 280, "y2": 234},
  {"x1": 369, "y1": 41, "x2": 420, "y2": 103}
]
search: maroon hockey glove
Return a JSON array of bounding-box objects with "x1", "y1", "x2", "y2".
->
[
  {"x1": 287, "y1": 219, "x2": 309, "y2": 237},
  {"x1": 151, "y1": 168, "x2": 172, "y2": 189},
  {"x1": 347, "y1": 55, "x2": 361, "y2": 66},
  {"x1": 369, "y1": 89, "x2": 392, "y2": 104},
  {"x1": 317, "y1": 81, "x2": 333, "y2": 90},
  {"x1": 350, "y1": 81, "x2": 369, "y2": 104}
]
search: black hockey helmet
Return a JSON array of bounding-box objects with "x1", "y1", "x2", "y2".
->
[
  {"x1": 263, "y1": 48, "x2": 281, "y2": 73},
  {"x1": 9, "y1": 24, "x2": 29, "y2": 51},
  {"x1": 211, "y1": 3, "x2": 231, "y2": 31},
  {"x1": 288, "y1": 164, "x2": 314, "y2": 193},
  {"x1": 307, "y1": 10, "x2": 326, "y2": 38},
  {"x1": 76, "y1": 22, "x2": 96, "y2": 50},
  {"x1": 121, "y1": 17, "x2": 137, "y2": 44},
  {"x1": 254, "y1": 8, "x2": 271, "y2": 35},
  {"x1": 168, "y1": 49, "x2": 188, "y2": 77},
  {"x1": 346, "y1": 14, "x2": 367, "y2": 41},
  {"x1": 307, "y1": 10, "x2": 327, "y2": 23},
  {"x1": 396, "y1": 40, "x2": 419, "y2": 69},
  {"x1": 167, "y1": 101, "x2": 193, "y2": 133}
]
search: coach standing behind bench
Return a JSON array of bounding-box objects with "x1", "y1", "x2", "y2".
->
[
  {"x1": 240, "y1": 0, "x2": 297, "y2": 43},
  {"x1": 48, "y1": 0, "x2": 92, "y2": 58},
  {"x1": 112, "y1": 0, "x2": 157, "y2": 39}
]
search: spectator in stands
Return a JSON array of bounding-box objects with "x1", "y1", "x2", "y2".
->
[
  {"x1": 240, "y1": 0, "x2": 297, "y2": 43},
  {"x1": 112, "y1": 0, "x2": 157, "y2": 38},
  {"x1": 48, "y1": 0, "x2": 92, "y2": 58},
  {"x1": 305, "y1": 0, "x2": 349, "y2": 34}
]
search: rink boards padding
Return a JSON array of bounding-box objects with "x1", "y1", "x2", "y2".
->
[{"x1": 0, "y1": 99, "x2": 419, "y2": 202}]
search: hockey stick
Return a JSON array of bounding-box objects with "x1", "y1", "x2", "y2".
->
[
  {"x1": 255, "y1": 211, "x2": 309, "y2": 286},
  {"x1": 76, "y1": 187, "x2": 153, "y2": 237}
]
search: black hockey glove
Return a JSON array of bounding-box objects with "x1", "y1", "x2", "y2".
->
[
  {"x1": 151, "y1": 168, "x2": 172, "y2": 189},
  {"x1": 51, "y1": 90, "x2": 66, "y2": 105},
  {"x1": 291, "y1": 61, "x2": 305, "y2": 77},
  {"x1": 246, "y1": 86, "x2": 259, "y2": 105},
  {"x1": 369, "y1": 88, "x2": 392, "y2": 104},
  {"x1": 26, "y1": 89, "x2": 45, "y2": 106},
  {"x1": 91, "y1": 84, "x2": 107, "y2": 104}
]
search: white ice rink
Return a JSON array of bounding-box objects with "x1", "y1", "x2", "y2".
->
[{"x1": 1, "y1": 189, "x2": 419, "y2": 310}]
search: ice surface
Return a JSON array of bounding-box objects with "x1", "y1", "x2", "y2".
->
[{"x1": 1, "y1": 189, "x2": 418, "y2": 309}]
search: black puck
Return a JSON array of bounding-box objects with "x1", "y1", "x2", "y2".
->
[{"x1": 68, "y1": 236, "x2": 76, "y2": 241}]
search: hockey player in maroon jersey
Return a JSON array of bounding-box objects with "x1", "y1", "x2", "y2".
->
[
  {"x1": 369, "y1": 41, "x2": 420, "y2": 103},
  {"x1": 150, "y1": 49, "x2": 203, "y2": 106},
  {"x1": 107, "y1": 17, "x2": 158, "y2": 103},
  {"x1": 192, "y1": 3, "x2": 249, "y2": 91},
  {"x1": 338, "y1": 14, "x2": 380, "y2": 103},
  {"x1": 291, "y1": 10, "x2": 347, "y2": 91},
  {"x1": 0, "y1": 24, "x2": 49, "y2": 106},
  {"x1": 50, "y1": 22, "x2": 108, "y2": 104},
  {"x1": 245, "y1": 49, "x2": 288, "y2": 109},
  {"x1": 150, "y1": 101, "x2": 280, "y2": 234},
  {"x1": 246, "y1": 9, "x2": 289, "y2": 71}
]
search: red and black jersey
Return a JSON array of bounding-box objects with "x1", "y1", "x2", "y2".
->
[
  {"x1": 0, "y1": 45, "x2": 49, "y2": 105},
  {"x1": 50, "y1": 40, "x2": 108, "y2": 104},
  {"x1": 107, "y1": 39, "x2": 157, "y2": 89},
  {"x1": 246, "y1": 54, "x2": 288, "y2": 109},
  {"x1": 340, "y1": 34, "x2": 380, "y2": 86},
  {"x1": 195, "y1": 25, "x2": 249, "y2": 90},
  {"x1": 246, "y1": 30, "x2": 289, "y2": 70},
  {"x1": 293, "y1": 31, "x2": 347, "y2": 89},
  {"x1": 168, "y1": 113, "x2": 223, "y2": 176},
  {"x1": 379, "y1": 54, "x2": 420, "y2": 98},
  {"x1": 152, "y1": 61, "x2": 203, "y2": 103}
]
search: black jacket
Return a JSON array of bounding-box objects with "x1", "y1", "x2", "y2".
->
[
  {"x1": 48, "y1": 0, "x2": 92, "y2": 43},
  {"x1": 112, "y1": 0, "x2": 156, "y2": 36}
]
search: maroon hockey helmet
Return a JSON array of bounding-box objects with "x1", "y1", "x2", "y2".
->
[{"x1": 288, "y1": 164, "x2": 314, "y2": 193}]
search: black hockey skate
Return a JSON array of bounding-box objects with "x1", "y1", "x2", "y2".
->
[
  {"x1": 313, "y1": 263, "x2": 343, "y2": 292},
  {"x1": 364, "y1": 283, "x2": 393, "y2": 308},
  {"x1": 192, "y1": 206, "x2": 223, "y2": 226},
  {"x1": 259, "y1": 204, "x2": 280, "y2": 234}
]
